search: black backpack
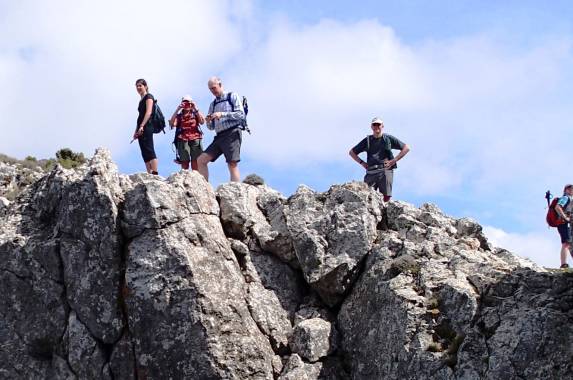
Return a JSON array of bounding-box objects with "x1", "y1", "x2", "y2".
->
[
  {"x1": 151, "y1": 100, "x2": 166, "y2": 134},
  {"x1": 214, "y1": 93, "x2": 250, "y2": 134}
]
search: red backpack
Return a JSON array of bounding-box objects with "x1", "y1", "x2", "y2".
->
[{"x1": 546, "y1": 192, "x2": 569, "y2": 227}]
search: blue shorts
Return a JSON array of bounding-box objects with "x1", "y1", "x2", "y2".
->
[{"x1": 557, "y1": 223, "x2": 571, "y2": 244}]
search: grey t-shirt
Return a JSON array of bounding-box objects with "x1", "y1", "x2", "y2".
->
[{"x1": 352, "y1": 134, "x2": 405, "y2": 169}]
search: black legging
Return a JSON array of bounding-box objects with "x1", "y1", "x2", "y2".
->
[{"x1": 138, "y1": 124, "x2": 156, "y2": 162}]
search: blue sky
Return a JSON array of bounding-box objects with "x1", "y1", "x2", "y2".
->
[{"x1": 1, "y1": 0, "x2": 573, "y2": 267}]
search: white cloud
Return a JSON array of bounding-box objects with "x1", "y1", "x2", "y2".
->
[
  {"x1": 483, "y1": 225, "x2": 566, "y2": 268},
  {"x1": 2, "y1": 2, "x2": 573, "y2": 233},
  {"x1": 0, "y1": 0, "x2": 252, "y2": 159},
  {"x1": 229, "y1": 19, "x2": 573, "y2": 197}
]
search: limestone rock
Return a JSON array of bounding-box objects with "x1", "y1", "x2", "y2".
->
[
  {"x1": 337, "y1": 198, "x2": 553, "y2": 379},
  {"x1": 0, "y1": 236, "x2": 68, "y2": 378},
  {"x1": 0, "y1": 158, "x2": 45, "y2": 201},
  {"x1": 1, "y1": 148, "x2": 571, "y2": 380},
  {"x1": 278, "y1": 354, "x2": 348, "y2": 380},
  {"x1": 0, "y1": 149, "x2": 124, "y2": 379},
  {"x1": 109, "y1": 331, "x2": 136, "y2": 380},
  {"x1": 49, "y1": 150, "x2": 125, "y2": 344},
  {"x1": 257, "y1": 188, "x2": 297, "y2": 264},
  {"x1": 123, "y1": 174, "x2": 275, "y2": 379},
  {"x1": 236, "y1": 241, "x2": 305, "y2": 353},
  {"x1": 218, "y1": 182, "x2": 296, "y2": 264},
  {"x1": 294, "y1": 295, "x2": 335, "y2": 326},
  {"x1": 290, "y1": 318, "x2": 338, "y2": 362},
  {"x1": 285, "y1": 182, "x2": 383, "y2": 306},
  {"x1": 217, "y1": 182, "x2": 267, "y2": 240},
  {"x1": 278, "y1": 354, "x2": 322, "y2": 380},
  {"x1": 456, "y1": 269, "x2": 573, "y2": 379},
  {"x1": 121, "y1": 170, "x2": 219, "y2": 238},
  {"x1": 66, "y1": 311, "x2": 107, "y2": 379}
]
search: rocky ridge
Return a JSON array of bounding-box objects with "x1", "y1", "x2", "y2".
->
[
  {"x1": 0, "y1": 149, "x2": 571, "y2": 379},
  {"x1": 0, "y1": 158, "x2": 45, "y2": 206}
]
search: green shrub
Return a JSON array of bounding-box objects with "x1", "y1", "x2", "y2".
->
[
  {"x1": 243, "y1": 174, "x2": 265, "y2": 186},
  {"x1": 40, "y1": 159, "x2": 57, "y2": 171},
  {"x1": 0, "y1": 148, "x2": 86, "y2": 172},
  {"x1": 55, "y1": 148, "x2": 86, "y2": 169}
]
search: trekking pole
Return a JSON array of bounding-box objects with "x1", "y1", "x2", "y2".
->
[
  {"x1": 131, "y1": 130, "x2": 142, "y2": 144},
  {"x1": 545, "y1": 190, "x2": 552, "y2": 207}
]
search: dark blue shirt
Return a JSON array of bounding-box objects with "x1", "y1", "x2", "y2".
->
[{"x1": 352, "y1": 134, "x2": 405, "y2": 169}]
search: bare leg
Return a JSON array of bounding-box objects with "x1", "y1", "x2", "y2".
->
[
  {"x1": 561, "y1": 243, "x2": 570, "y2": 266},
  {"x1": 144, "y1": 161, "x2": 152, "y2": 173},
  {"x1": 150, "y1": 158, "x2": 158, "y2": 174},
  {"x1": 197, "y1": 153, "x2": 212, "y2": 181},
  {"x1": 228, "y1": 161, "x2": 240, "y2": 182}
]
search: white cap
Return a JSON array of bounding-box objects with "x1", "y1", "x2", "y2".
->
[
  {"x1": 181, "y1": 94, "x2": 193, "y2": 102},
  {"x1": 371, "y1": 117, "x2": 383, "y2": 125}
]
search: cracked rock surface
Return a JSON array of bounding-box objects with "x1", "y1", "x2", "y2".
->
[{"x1": 1, "y1": 149, "x2": 571, "y2": 379}]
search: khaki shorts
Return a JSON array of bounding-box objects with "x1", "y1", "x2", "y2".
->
[{"x1": 176, "y1": 139, "x2": 203, "y2": 162}]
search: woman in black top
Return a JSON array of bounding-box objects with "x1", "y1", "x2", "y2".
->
[{"x1": 134, "y1": 78, "x2": 158, "y2": 174}]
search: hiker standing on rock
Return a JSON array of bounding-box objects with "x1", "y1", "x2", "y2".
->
[
  {"x1": 134, "y1": 78, "x2": 159, "y2": 175},
  {"x1": 554, "y1": 184, "x2": 573, "y2": 268},
  {"x1": 197, "y1": 76, "x2": 245, "y2": 182},
  {"x1": 169, "y1": 95, "x2": 205, "y2": 171},
  {"x1": 349, "y1": 117, "x2": 410, "y2": 202}
]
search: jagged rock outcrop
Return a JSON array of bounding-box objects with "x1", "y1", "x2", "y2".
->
[
  {"x1": 285, "y1": 183, "x2": 383, "y2": 306},
  {"x1": 1, "y1": 149, "x2": 571, "y2": 380},
  {"x1": 0, "y1": 159, "x2": 45, "y2": 201}
]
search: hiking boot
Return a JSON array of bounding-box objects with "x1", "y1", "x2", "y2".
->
[{"x1": 560, "y1": 263, "x2": 569, "y2": 269}]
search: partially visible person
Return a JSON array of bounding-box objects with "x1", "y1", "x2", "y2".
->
[
  {"x1": 555, "y1": 184, "x2": 573, "y2": 268},
  {"x1": 134, "y1": 78, "x2": 159, "y2": 175},
  {"x1": 349, "y1": 117, "x2": 410, "y2": 202},
  {"x1": 197, "y1": 76, "x2": 246, "y2": 182},
  {"x1": 169, "y1": 95, "x2": 205, "y2": 171}
]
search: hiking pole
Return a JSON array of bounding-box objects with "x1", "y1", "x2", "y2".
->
[
  {"x1": 545, "y1": 190, "x2": 552, "y2": 207},
  {"x1": 131, "y1": 130, "x2": 142, "y2": 144}
]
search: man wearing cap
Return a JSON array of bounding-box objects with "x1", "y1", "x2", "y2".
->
[
  {"x1": 349, "y1": 117, "x2": 410, "y2": 202},
  {"x1": 197, "y1": 76, "x2": 246, "y2": 182},
  {"x1": 169, "y1": 95, "x2": 205, "y2": 171},
  {"x1": 554, "y1": 184, "x2": 573, "y2": 268}
]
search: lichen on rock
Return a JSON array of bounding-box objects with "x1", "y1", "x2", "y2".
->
[{"x1": 1, "y1": 148, "x2": 571, "y2": 380}]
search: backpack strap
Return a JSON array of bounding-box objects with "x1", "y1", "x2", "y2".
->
[
  {"x1": 227, "y1": 93, "x2": 234, "y2": 112},
  {"x1": 212, "y1": 92, "x2": 235, "y2": 111},
  {"x1": 366, "y1": 135, "x2": 370, "y2": 151}
]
